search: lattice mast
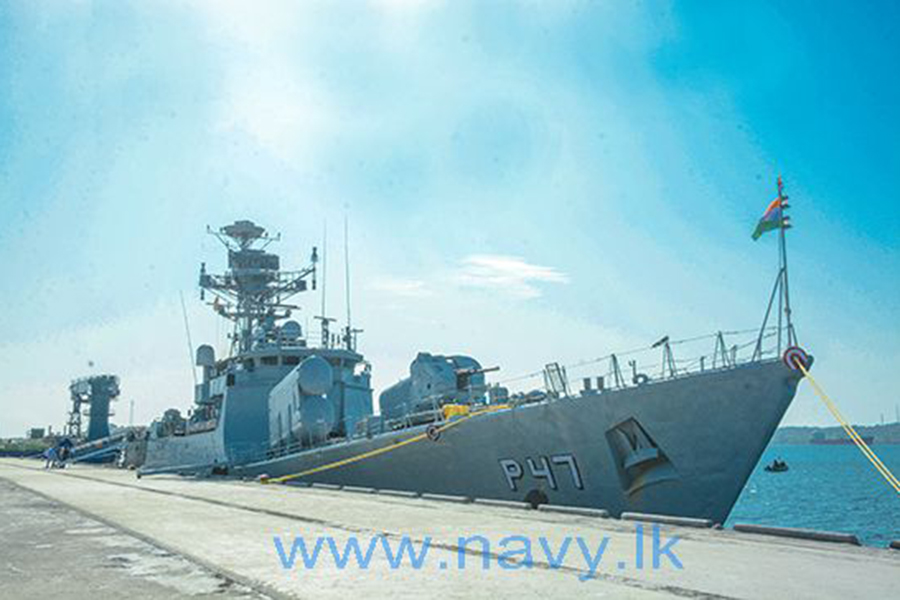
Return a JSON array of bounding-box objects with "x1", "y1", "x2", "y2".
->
[{"x1": 199, "y1": 221, "x2": 318, "y2": 355}]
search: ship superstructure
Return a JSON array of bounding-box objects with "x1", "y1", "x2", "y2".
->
[{"x1": 142, "y1": 220, "x2": 372, "y2": 471}]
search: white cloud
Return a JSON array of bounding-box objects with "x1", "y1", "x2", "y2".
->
[
  {"x1": 454, "y1": 254, "x2": 568, "y2": 299},
  {"x1": 193, "y1": 1, "x2": 340, "y2": 162},
  {"x1": 214, "y1": 69, "x2": 337, "y2": 162},
  {"x1": 193, "y1": 0, "x2": 302, "y2": 53},
  {"x1": 369, "y1": 277, "x2": 433, "y2": 298},
  {"x1": 369, "y1": 0, "x2": 440, "y2": 10}
]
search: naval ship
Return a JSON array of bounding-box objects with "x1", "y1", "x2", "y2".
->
[{"x1": 140, "y1": 218, "x2": 808, "y2": 524}]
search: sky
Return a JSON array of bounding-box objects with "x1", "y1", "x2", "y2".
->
[{"x1": 1, "y1": 0, "x2": 898, "y2": 437}]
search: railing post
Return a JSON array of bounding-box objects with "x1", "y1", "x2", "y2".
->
[
  {"x1": 661, "y1": 341, "x2": 677, "y2": 379},
  {"x1": 610, "y1": 354, "x2": 625, "y2": 388},
  {"x1": 713, "y1": 331, "x2": 727, "y2": 368}
]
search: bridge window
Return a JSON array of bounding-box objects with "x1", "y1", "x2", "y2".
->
[
  {"x1": 283, "y1": 356, "x2": 300, "y2": 366},
  {"x1": 261, "y1": 356, "x2": 279, "y2": 366}
]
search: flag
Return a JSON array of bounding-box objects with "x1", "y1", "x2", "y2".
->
[{"x1": 751, "y1": 198, "x2": 783, "y2": 240}]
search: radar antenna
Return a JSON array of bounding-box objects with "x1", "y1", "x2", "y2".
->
[{"x1": 198, "y1": 220, "x2": 317, "y2": 355}]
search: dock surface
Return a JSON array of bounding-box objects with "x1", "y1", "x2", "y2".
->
[{"x1": 1, "y1": 459, "x2": 896, "y2": 599}]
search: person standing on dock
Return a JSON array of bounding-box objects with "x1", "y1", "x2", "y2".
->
[
  {"x1": 43, "y1": 446, "x2": 58, "y2": 469},
  {"x1": 57, "y1": 438, "x2": 73, "y2": 468}
]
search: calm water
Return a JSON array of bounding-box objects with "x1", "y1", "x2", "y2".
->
[{"x1": 726, "y1": 444, "x2": 900, "y2": 547}]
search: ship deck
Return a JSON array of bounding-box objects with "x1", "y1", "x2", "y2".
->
[{"x1": 1, "y1": 458, "x2": 896, "y2": 599}]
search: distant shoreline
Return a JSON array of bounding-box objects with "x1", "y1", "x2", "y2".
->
[{"x1": 774, "y1": 422, "x2": 900, "y2": 444}]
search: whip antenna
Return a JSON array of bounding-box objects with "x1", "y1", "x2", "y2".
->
[
  {"x1": 321, "y1": 221, "x2": 328, "y2": 319},
  {"x1": 340, "y1": 211, "x2": 362, "y2": 351},
  {"x1": 344, "y1": 212, "x2": 352, "y2": 347},
  {"x1": 314, "y1": 220, "x2": 336, "y2": 348},
  {"x1": 179, "y1": 291, "x2": 197, "y2": 387}
]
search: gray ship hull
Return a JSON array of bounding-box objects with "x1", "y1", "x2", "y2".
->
[
  {"x1": 232, "y1": 359, "x2": 802, "y2": 524},
  {"x1": 142, "y1": 428, "x2": 226, "y2": 473}
]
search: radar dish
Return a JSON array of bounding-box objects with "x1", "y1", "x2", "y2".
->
[
  {"x1": 281, "y1": 321, "x2": 302, "y2": 341},
  {"x1": 196, "y1": 344, "x2": 216, "y2": 367},
  {"x1": 222, "y1": 220, "x2": 265, "y2": 241}
]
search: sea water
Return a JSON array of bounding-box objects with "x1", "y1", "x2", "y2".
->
[{"x1": 727, "y1": 444, "x2": 900, "y2": 547}]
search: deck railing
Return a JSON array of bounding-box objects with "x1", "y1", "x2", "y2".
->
[{"x1": 498, "y1": 326, "x2": 782, "y2": 398}]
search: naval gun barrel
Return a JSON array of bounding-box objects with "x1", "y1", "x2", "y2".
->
[
  {"x1": 455, "y1": 365, "x2": 500, "y2": 376},
  {"x1": 454, "y1": 365, "x2": 499, "y2": 396}
]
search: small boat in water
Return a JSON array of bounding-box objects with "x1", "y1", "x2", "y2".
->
[{"x1": 765, "y1": 458, "x2": 789, "y2": 472}]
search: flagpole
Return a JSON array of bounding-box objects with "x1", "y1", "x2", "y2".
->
[
  {"x1": 752, "y1": 176, "x2": 797, "y2": 360},
  {"x1": 777, "y1": 176, "x2": 796, "y2": 348}
]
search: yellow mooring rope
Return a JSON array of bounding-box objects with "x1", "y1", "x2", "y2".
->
[
  {"x1": 798, "y1": 362, "x2": 900, "y2": 495},
  {"x1": 262, "y1": 405, "x2": 508, "y2": 485}
]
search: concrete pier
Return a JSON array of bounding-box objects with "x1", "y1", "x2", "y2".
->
[{"x1": 1, "y1": 459, "x2": 896, "y2": 599}]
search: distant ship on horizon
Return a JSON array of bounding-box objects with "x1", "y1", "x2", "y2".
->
[{"x1": 811, "y1": 435, "x2": 875, "y2": 446}]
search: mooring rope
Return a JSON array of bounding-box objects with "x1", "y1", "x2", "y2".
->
[
  {"x1": 798, "y1": 362, "x2": 900, "y2": 495},
  {"x1": 262, "y1": 405, "x2": 508, "y2": 485}
]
